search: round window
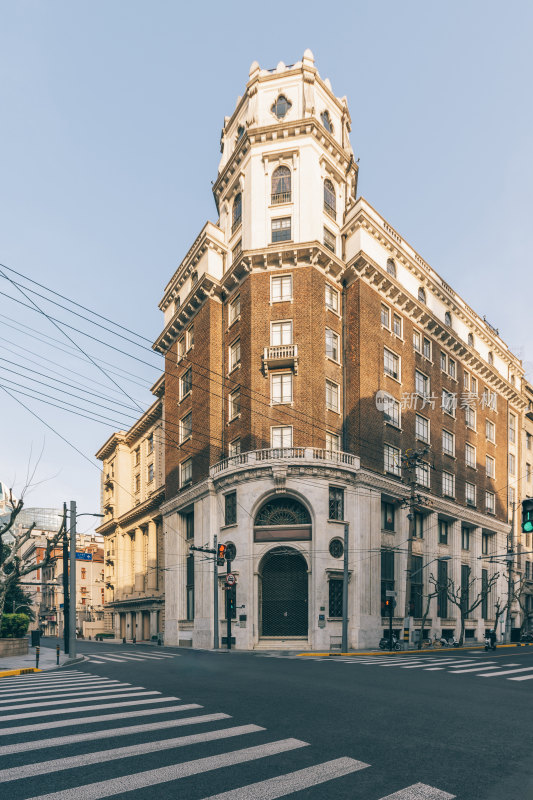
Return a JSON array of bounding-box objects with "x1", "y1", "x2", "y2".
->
[
  {"x1": 329, "y1": 538, "x2": 344, "y2": 559},
  {"x1": 225, "y1": 542, "x2": 237, "y2": 562}
]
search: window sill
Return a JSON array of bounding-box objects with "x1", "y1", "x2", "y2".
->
[
  {"x1": 381, "y1": 528, "x2": 395, "y2": 534},
  {"x1": 326, "y1": 407, "x2": 341, "y2": 415},
  {"x1": 328, "y1": 518, "x2": 345, "y2": 524},
  {"x1": 415, "y1": 436, "x2": 429, "y2": 444},
  {"x1": 385, "y1": 422, "x2": 402, "y2": 431},
  {"x1": 270, "y1": 239, "x2": 293, "y2": 247},
  {"x1": 466, "y1": 426, "x2": 477, "y2": 433},
  {"x1": 220, "y1": 523, "x2": 238, "y2": 531},
  {"x1": 228, "y1": 413, "x2": 241, "y2": 424},
  {"x1": 326, "y1": 305, "x2": 341, "y2": 318},
  {"x1": 270, "y1": 298, "x2": 293, "y2": 305},
  {"x1": 326, "y1": 356, "x2": 341, "y2": 366},
  {"x1": 227, "y1": 316, "x2": 241, "y2": 330},
  {"x1": 228, "y1": 363, "x2": 241, "y2": 376},
  {"x1": 269, "y1": 201, "x2": 293, "y2": 209},
  {"x1": 443, "y1": 452, "x2": 456, "y2": 459},
  {"x1": 272, "y1": 401, "x2": 294, "y2": 408},
  {"x1": 179, "y1": 436, "x2": 192, "y2": 446},
  {"x1": 179, "y1": 391, "x2": 192, "y2": 403},
  {"x1": 384, "y1": 372, "x2": 402, "y2": 385}
]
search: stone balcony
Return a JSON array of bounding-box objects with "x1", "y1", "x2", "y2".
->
[
  {"x1": 210, "y1": 447, "x2": 360, "y2": 480},
  {"x1": 261, "y1": 344, "x2": 299, "y2": 375}
]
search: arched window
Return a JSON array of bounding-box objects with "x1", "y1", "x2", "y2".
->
[
  {"x1": 444, "y1": 311, "x2": 452, "y2": 327},
  {"x1": 236, "y1": 125, "x2": 245, "y2": 141},
  {"x1": 386, "y1": 258, "x2": 396, "y2": 278},
  {"x1": 324, "y1": 179, "x2": 336, "y2": 219},
  {"x1": 468, "y1": 332, "x2": 474, "y2": 347},
  {"x1": 271, "y1": 165, "x2": 291, "y2": 204},
  {"x1": 321, "y1": 110, "x2": 333, "y2": 133},
  {"x1": 254, "y1": 495, "x2": 311, "y2": 542},
  {"x1": 232, "y1": 193, "x2": 242, "y2": 232},
  {"x1": 487, "y1": 351, "x2": 494, "y2": 365},
  {"x1": 271, "y1": 95, "x2": 291, "y2": 119},
  {"x1": 418, "y1": 287, "x2": 426, "y2": 304},
  {"x1": 191, "y1": 271, "x2": 198, "y2": 285}
]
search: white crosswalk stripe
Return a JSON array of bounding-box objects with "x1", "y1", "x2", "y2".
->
[
  {"x1": 0, "y1": 670, "x2": 460, "y2": 799},
  {"x1": 85, "y1": 651, "x2": 180, "y2": 664}
]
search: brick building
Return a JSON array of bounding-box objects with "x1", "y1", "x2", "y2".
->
[{"x1": 153, "y1": 51, "x2": 526, "y2": 649}]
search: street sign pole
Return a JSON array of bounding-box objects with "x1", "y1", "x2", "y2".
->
[
  {"x1": 62, "y1": 502, "x2": 69, "y2": 655},
  {"x1": 226, "y1": 560, "x2": 232, "y2": 650},
  {"x1": 69, "y1": 500, "x2": 77, "y2": 660},
  {"x1": 213, "y1": 534, "x2": 219, "y2": 651},
  {"x1": 341, "y1": 522, "x2": 349, "y2": 653}
]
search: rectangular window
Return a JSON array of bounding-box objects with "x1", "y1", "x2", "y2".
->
[
  {"x1": 329, "y1": 486, "x2": 344, "y2": 520},
  {"x1": 232, "y1": 240, "x2": 242, "y2": 261},
  {"x1": 509, "y1": 453, "x2": 515, "y2": 475},
  {"x1": 471, "y1": 377, "x2": 477, "y2": 394},
  {"x1": 229, "y1": 338, "x2": 241, "y2": 371},
  {"x1": 272, "y1": 373, "x2": 292, "y2": 404},
  {"x1": 486, "y1": 419, "x2": 495, "y2": 443},
  {"x1": 482, "y1": 533, "x2": 490, "y2": 555},
  {"x1": 224, "y1": 492, "x2": 237, "y2": 526},
  {"x1": 184, "y1": 510, "x2": 194, "y2": 539},
  {"x1": 393, "y1": 314, "x2": 402, "y2": 337},
  {"x1": 384, "y1": 444, "x2": 401, "y2": 476},
  {"x1": 186, "y1": 553, "x2": 194, "y2": 621},
  {"x1": 526, "y1": 561, "x2": 531, "y2": 580},
  {"x1": 415, "y1": 414, "x2": 429, "y2": 443},
  {"x1": 423, "y1": 337, "x2": 431, "y2": 360},
  {"x1": 325, "y1": 284, "x2": 339, "y2": 313},
  {"x1": 481, "y1": 569, "x2": 488, "y2": 619},
  {"x1": 135, "y1": 474, "x2": 140, "y2": 493},
  {"x1": 271, "y1": 274, "x2": 292, "y2": 302},
  {"x1": 461, "y1": 526, "x2": 470, "y2": 550},
  {"x1": 465, "y1": 443, "x2": 476, "y2": 469},
  {"x1": 180, "y1": 368, "x2": 192, "y2": 400},
  {"x1": 464, "y1": 371, "x2": 470, "y2": 390},
  {"x1": 381, "y1": 550, "x2": 395, "y2": 613},
  {"x1": 527, "y1": 463, "x2": 532, "y2": 482},
  {"x1": 177, "y1": 337, "x2": 185, "y2": 361},
  {"x1": 147, "y1": 463, "x2": 154, "y2": 483},
  {"x1": 147, "y1": 433, "x2": 154, "y2": 454},
  {"x1": 381, "y1": 304, "x2": 390, "y2": 329},
  {"x1": 384, "y1": 396, "x2": 400, "y2": 427},
  {"x1": 384, "y1": 348, "x2": 400, "y2": 380},
  {"x1": 448, "y1": 358, "x2": 456, "y2": 379},
  {"x1": 528, "y1": 433, "x2": 532, "y2": 451},
  {"x1": 180, "y1": 458, "x2": 193, "y2": 486},
  {"x1": 437, "y1": 559, "x2": 448, "y2": 618},
  {"x1": 465, "y1": 482, "x2": 476, "y2": 506},
  {"x1": 485, "y1": 491, "x2": 495, "y2": 514},
  {"x1": 271, "y1": 217, "x2": 291, "y2": 243},
  {"x1": 414, "y1": 513, "x2": 424, "y2": 539},
  {"x1": 325, "y1": 328, "x2": 340, "y2": 361},
  {"x1": 271, "y1": 320, "x2": 293, "y2": 346},
  {"x1": 461, "y1": 564, "x2": 471, "y2": 619},
  {"x1": 381, "y1": 501, "x2": 395, "y2": 531},
  {"x1": 509, "y1": 413, "x2": 516, "y2": 443},
  {"x1": 442, "y1": 389, "x2": 456, "y2": 417},
  {"x1": 440, "y1": 352, "x2": 447, "y2": 371},
  {"x1": 413, "y1": 330, "x2": 421, "y2": 352},
  {"x1": 465, "y1": 406, "x2": 476, "y2": 429},
  {"x1": 509, "y1": 486, "x2": 515, "y2": 505},
  {"x1": 442, "y1": 430, "x2": 455, "y2": 457},
  {"x1": 416, "y1": 462, "x2": 430, "y2": 488},
  {"x1": 415, "y1": 370, "x2": 429, "y2": 396},
  {"x1": 229, "y1": 388, "x2": 241, "y2": 420},
  {"x1": 229, "y1": 294, "x2": 240, "y2": 324},
  {"x1": 410, "y1": 555, "x2": 423, "y2": 617},
  {"x1": 486, "y1": 455, "x2": 495, "y2": 478},
  {"x1": 186, "y1": 326, "x2": 194, "y2": 350},
  {"x1": 271, "y1": 426, "x2": 292, "y2": 449},
  {"x1": 439, "y1": 520, "x2": 449, "y2": 545},
  {"x1": 180, "y1": 411, "x2": 192, "y2": 443},
  {"x1": 442, "y1": 471, "x2": 455, "y2": 498},
  {"x1": 326, "y1": 431, "x2": 340, "y2": 452},
  {"x1": 323, "y1": 227, "x2": 336, "y2": 253},
  {"x1": 228, "y1": 438, "x2": 241, "y2": 457},
  {"x1": 326, "y1": 379, "x2": 340, "y2": 412},
  {"x1": 329, "y1": 579, "x2": 343, "y2": 618},
  {"x1": 134, "y1": 447, "x2": 140, "y2": 466}
]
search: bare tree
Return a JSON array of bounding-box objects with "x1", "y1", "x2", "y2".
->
[
  {"x1": 417, "y1": 580, "x2": 440, "y2": 650},
  {"x1": 430, "y1": 570, "x2": 500, "y2": 645},
  {"x1": 0, "y1": 489, "x2": 66, "y2": 628}
]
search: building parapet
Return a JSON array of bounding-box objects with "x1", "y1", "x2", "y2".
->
[{"x1": 210, "y1": 447, "x2": 360, "y2": 479}]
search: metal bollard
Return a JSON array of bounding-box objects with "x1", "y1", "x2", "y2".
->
[
  {"x1": 122, "y1": 637, "x2": 126, "y2": 644},
  {"x1": 56, "y1": 643, "x2": 60, "y2": 665},
  {"x1": 132, "y1": 636, "x2": 136, "y2": 644},
  {"x1": 35, "y1": 646, "x2": 40, "y2": 669}
]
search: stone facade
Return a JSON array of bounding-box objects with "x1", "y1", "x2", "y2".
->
[{"x1": 147, "y1": 52, "x2": 528, "y2": 649}]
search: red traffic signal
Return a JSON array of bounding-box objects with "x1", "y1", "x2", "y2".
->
[{"x1": 217, "y1": 543, "x2": 226, "y2": 566}]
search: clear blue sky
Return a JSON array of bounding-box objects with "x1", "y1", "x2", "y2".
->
[{"x1": 1, "y1": 1, "x2": 531, "y2": 524}]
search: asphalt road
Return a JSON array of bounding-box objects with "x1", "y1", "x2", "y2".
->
[{"x1": 1, "y1": 639, "x2": 532, "y2": 800}]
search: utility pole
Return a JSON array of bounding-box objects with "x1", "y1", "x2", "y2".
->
[
  {"x1": 62, "y1": 502, "x2": 69, "y2": 655},
  {"x1": 69, "y1": 500, "x2": 77, "y2": 660},
  {"x1": 505, "y1": 502, "x2": 516, "y2": 644},
  {"x1": 341, "y1": 522, "x2": 349, "y2": 652},
  {"x1": 226, "y1": 557, "x2": 232, "y2": 650},
  {"x1": 213, "y1": 534, "x2": 219, "y2": 650}
]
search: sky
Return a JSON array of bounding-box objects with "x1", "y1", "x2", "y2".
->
[{"x1": 0, "y1": 1, "x2": 532, "y2": 528}]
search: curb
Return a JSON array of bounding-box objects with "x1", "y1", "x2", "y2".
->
[
  {"x1": 0, "y1": 654, "x2": 87, "y2": 679},
  {"x1": 0, "y1": 667, "x2": 42, "y2": 678},
  {"x1": 297, "y1": 644, "x2": 525, "y2": 657}
]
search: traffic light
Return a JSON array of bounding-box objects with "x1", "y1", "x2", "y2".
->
[
  {"x1": 522, "y1": 498, "x2": 533, "y2": 534},
  {"x1": 226, "y1": 584, "x2": 236, "y2": 619},
  {"x1": 384, "y1": 598, "x2": 396, "y2": 614},
  {"x1": 217, "y1": 543, "x2": 226, "y2": 566}
]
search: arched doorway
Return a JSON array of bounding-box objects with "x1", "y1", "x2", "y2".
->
[{"x1": 260, "y1": 547, "x2": 308, "y2": 637}]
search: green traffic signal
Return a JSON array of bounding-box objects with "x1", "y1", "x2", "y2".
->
[{"x1": 522, "y1": 499, "x2": 533, "y2": 533}]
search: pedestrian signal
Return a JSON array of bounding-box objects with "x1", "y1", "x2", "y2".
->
[
  {"x1": 384, "y1": 598, "x2": 396, "y2": 612},
  {"x1": 522, "y1": 498, "x2": 533, "y2": 534},
  {"x1": 217, "y1": 543, "x2": 227, "y2": 566}
]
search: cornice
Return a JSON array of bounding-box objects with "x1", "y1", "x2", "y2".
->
[
  {"x1": 154, "y1": 274, "x2": 222, "y2": 353},
  {"x1": 150, "y1": 374, "x2": 165, "y2": 398},
  {"x1": 95, "y1": 519, "x2": 118, "y2": 536},
  {"x1": 124, "y1": 399, "x2": 162, "y2": 445},
  {"x1": 160, "y1": 478, "x2": 214, "y2": 517},
  {"x1": 95, "y1": 432, "x2": 127, "y2": 461},
  {"x1": 117, "y1": 486, "x2": 165, "y2": 529},
  {"x1": 159, "y1": 223, "x2": 226, "y2": 312}
]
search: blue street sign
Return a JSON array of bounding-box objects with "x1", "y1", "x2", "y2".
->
[{"x1": 75, "y1": 552, "x2": 92, "y2": 561}]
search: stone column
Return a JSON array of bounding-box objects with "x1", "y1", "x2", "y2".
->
[
  {"x1": 150, "y1": 610, "x2": 158, "y2": 637},
  {"x1": 134, "y1": 528, "x2": 144, "y2": 592},
  {"x1": 147, "y1": 520, "x2": 158, "y2": 591}
]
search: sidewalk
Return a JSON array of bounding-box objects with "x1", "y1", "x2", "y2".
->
[{"x1": 0, "y1": 644, "x2": 84, "y2": 677}]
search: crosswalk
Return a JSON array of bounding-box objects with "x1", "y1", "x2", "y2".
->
[
  {"x1": 85, "y1": 650, "x2": 180, "y2": 664},
  {"x1": 0, "y1": 668, "x2": 455, "y2": 799},
  {"x1": 255, "y1": 652, "x2": 533, "y2": 682}
]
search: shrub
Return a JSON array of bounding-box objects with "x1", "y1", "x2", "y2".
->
[{"x1": 0, "y1": 613, "x2": 30, "y2": 638}]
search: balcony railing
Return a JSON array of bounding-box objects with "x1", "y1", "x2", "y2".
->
[
  {"x1": 210, "y1": 447, "x2": 360, "y2": 477},
  {"x1": 271, "y1": 192, "x2": 292, "y2": 205},
  {"x1": 262, "y1": 344, "x2": 298, "y2": 375}
]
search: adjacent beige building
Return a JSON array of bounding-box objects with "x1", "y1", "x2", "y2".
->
[{"x1": 95, "y1": 378, "x2": 165, "y2": 641}]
